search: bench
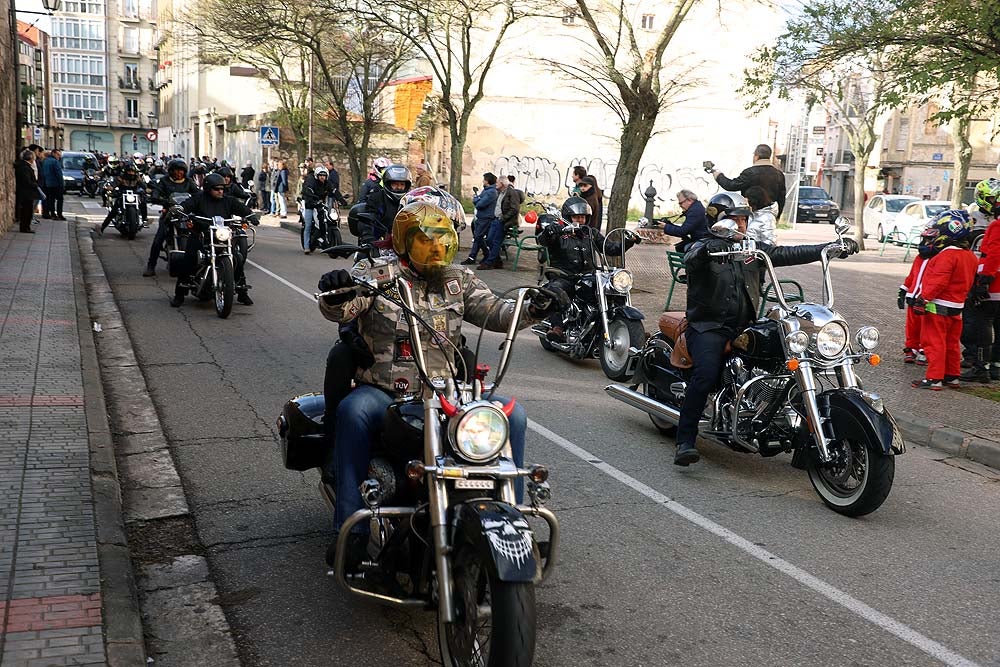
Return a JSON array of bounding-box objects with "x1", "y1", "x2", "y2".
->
[
  {"x1": 759, "y1": 280, "x2": 805, "y2": 317},
  {"x1": 880, "y1": 226, "x2": 923, "y2": 260},
  {"x1": 663, "y1": 251, "x2": 687, "y2": 310},
  {"x1": 501, "y1": 228, "x2": 548, "y2": 271}
]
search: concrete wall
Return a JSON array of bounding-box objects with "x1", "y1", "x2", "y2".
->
[{"x1": 3, "y1": 0, "x2": 18, "y2": 236}]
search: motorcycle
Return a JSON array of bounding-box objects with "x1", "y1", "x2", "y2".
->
[
  {"x1": 82, "y1": 168, "x2": 100, "y2": 198},
  {"x1": 530, "y1": 222, "x2": 646, "y2": 381},
  {"x1": 100, "y1": 177, "x2": 115, "y2": 208},
  {"x1": 606, "y1": 218, "x2": 904, "y2": 516},
  {"x1": 276, "y1": 246, "x2": 559, "y2": 665},
  {"x1": 300, "y1": 200, "x2": 343, "y2": 253},
  {"x1": 111, "y1": 188, "x2": 144, "y2": 240},
  {"x1": 167, "y1": 211, "x2": 241, "y2": 318}
]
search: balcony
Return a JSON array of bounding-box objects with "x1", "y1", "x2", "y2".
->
[{"x1": 118, "y1": 75, "x2": 142, "y2": 90}]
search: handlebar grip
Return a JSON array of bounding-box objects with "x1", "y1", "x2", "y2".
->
[{"x1": 313, "y1": 285, "x2": 359, "y2": 300}]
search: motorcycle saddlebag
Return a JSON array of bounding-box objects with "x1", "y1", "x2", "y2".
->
[
  {"x1": 167, "y1": 250, "x2": 186, "y2": 277},
  {"x1": 276, "y1": 393, "x2": 329, "y2": 471}
]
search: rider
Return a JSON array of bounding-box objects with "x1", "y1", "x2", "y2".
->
[
  {"x1": 97, "y1": 160, "x2": 148, "y2": 235},
  {"x1": 315, "y1": 200, "x2": 546, "y2": 567},
  {"x1": 300, "y1": 165, "x2": 333, "y2": 254},
  {"x1": 960, "y1": 180, "x2": 1000, "y2": 382},
  {"x1": 673, "y1": 211, "x2": 859, "y2": 466},
  {"x1": 535, "y1": 196, "x2": 640, "y2": 342},
  {"x1": 143, "y1": 158, "x2": 200, "y2": 276},
  {"x1": 358, "y1": 156, "x2": 392, "y2": 202},
  {"x1": 169, "y1": 173, "x2": 259, "y2": 308},
  {"x1": 216, "y1": 166, "x2": 250, "y2": 203},
  {"x1": 352, "y1": 164, "x2": 411, "y2": 246}
]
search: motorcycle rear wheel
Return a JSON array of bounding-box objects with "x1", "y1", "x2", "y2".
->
[
  {"x1": 600, "y1": 318, "x2": 644, "y2": 381},
  {"x1": 438, "y1": 543, "x2": 535, "y2": 667},
  {"x1": 643, "y1": 383, "x2": 677, "y2": 437},
  {"x1": 214, "y1": 256, "x2": 235, "y2": 319}
]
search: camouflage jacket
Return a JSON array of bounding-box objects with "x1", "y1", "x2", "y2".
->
[{"x1": 319, "y1": 264, "x2": 530, "y2": 398}]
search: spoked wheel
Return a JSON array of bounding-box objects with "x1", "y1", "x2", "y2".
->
[
  {"x1": 643, "y1": 383, "x2": 677, "y2": 437},
  {"x1": 214, "y1": 256, "x2": 235, "y2": 318},
  {"x1": 438, "y1": 545, "x2": 535, "y2": 667},
  {"x1": 807, "y1": 406, "x2": 895, "y2": 516},
  {"x1": 599, "y1": 318, "x2": 644, "y2": 381}
]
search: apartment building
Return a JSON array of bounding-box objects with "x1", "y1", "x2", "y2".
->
[{"x1": 17, "y1": 20, "x2": 57, "y2": 149}]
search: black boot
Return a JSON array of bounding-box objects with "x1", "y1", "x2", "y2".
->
[
  {"x1": 237, "y1": 290, "x2": 254, "y2": 305},
  {"x1": 991, "y1": 364, "x2": 1000, "y2": 381},
  {"x1": 170, "y1": 286, "x2": 187, "y2": 308},
  {"x1": 674, "y1": 442, "x2": 700, "y2": 466},
  {"x1": 142, "y1": 262, "x2": 155, "y2": 277},
  {"x1": 960, "y1": 366, "x2": 991, "y2": 383}
]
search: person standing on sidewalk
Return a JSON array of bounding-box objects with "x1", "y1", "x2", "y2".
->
[
  {"x1": 41, "y1": 148, "x2": 66, "y2": 220},
  {"x1": 463, "y1": 173, "x2": 500, "y2": 269},
  {"x1": 274, "y1": 160, "x2": 289, "y2": 218},
  {"x1": 15, "y1": 149, "x2": 38, "y2": 233},
  {"x1": 898, "y1": 235, "x2": 936, "y2": 365},
  {"x1": 706, "y1": 144, "x2": 787, "y2": 217},
  {"x1": 257, "y1": 162, "x2": 270, "y2": 211}
]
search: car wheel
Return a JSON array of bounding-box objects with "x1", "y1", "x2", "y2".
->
[{"x1": 877, "y1": 224, "x2": 885, "y2": 243}]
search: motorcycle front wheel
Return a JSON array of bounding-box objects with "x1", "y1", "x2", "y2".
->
[
  {"x1": 214, "y1": 256, "x2": 235, "y2": 319},
  {"x1": 124, "y1": 208, "x2": 139, "y2": 240},
  {"x1": 807, "y1": 405, "x2": 895, "y2": 517},
  {"x1": 599, "y1": 318, "x2": 644, "y2": 381},
  {"x1": 438, "y1": 543, "x2": 535, "y2": 667}
]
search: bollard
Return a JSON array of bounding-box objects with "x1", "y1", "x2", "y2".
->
[{"x1": 643, "y1": 180, "x2": 657, "y2": 221}]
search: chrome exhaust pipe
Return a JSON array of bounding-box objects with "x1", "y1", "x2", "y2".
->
[{"x1": 605, "y1": 383, "x2": 680, "y2": 424}]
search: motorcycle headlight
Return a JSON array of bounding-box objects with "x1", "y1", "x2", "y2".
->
[
  {"x1": 785, "y1": 331, "x2": 809, "y2": 355},
  {"x1": 816, "y1": 322, "x2": 849, "y2": 358},
  {"x1": 449, "y1": 402, "x2": 509, "y2": 463},
  {"x1": 214, "y1": 226, "x2": 232, "y2": 242},
  {"x1": 610, "y1": 270, "x2": 633, "y2": 293},
  {"x1": 855, "y1": 326, "x2": 880, "y2": 351}
]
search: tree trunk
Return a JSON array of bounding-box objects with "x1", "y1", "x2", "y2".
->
[
  {"x1": 606, "y1": 113, "x2": 658, "y2": 232},
  {"x1": 852, "y1": 153, "x2": 868, "y2": 250},
  {"x1": 950, "y1": 114, "x2": 973, "y2": 208},
  {"x1": 448, "y1": 111, "x2": 470, "y2": 196}
]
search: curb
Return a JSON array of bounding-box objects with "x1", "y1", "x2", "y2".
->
[
  {"x1": 70, "y1": 220, "x2": 147, "y2": 666},
  {"x1": 73, "y1": 217, "x2": 241, "y2": 667}
]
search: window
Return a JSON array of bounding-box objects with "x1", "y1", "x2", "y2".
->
[
  {"x1": 894, "y1": 117, "x2": 909, "y2": 152},
  {"x1": 561, "y1": 7, "x2": 575, "y2": 24},
  {"x1": 53, "y1": 87, "x2": 106, "y2": 121},
  {"x1": 125, "y1": 97, "x2": 139, "y2": 120},
  {"x1": 122, "y1": 26, "x2": 139, "y2": 54},
  {"x1": 51, "y1": 53, "x2": 105, "y2": 86},
  {"x1": 124, "y1": 62, "x2": 138, "y2": 88},
  {"x1": 122, "y1": 0, "x2": 138, "y2": 18},
  {"x1": 641, "y1": 14, "x2": 654, "y2": 30},
  {"x1": 51, "y1": 18, "x2": 105, "y2": 50},
  {"x1": 62, "y1": 0, "x2": 104, "y2": 13}
]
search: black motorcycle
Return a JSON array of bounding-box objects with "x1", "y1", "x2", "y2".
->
[
  {"x1": 606, "y1": 219, "x2": 904, "y2": 516},
  {"x1": 82, "y1": 168, "x2": 100, "y2": 198},
  {"x1": 110, "y1": 188, "x2": 144, "y2": 240},
  {"x1": 167, "y1": 211, "x2": 242, "y2": 318},
  {"x1": 300, "y1": 200, "x2": 343, "y2": 253},
  {"x1": 530, "y1": 223, "x2": 646, "y2": 381},
  {"x1": 276, "y1": 247, "x2": 558, "y2": 665}
]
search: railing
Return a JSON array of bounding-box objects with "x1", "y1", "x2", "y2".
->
[{"x1": 118, "y1": 76, "x2": 141, "y2": 90}]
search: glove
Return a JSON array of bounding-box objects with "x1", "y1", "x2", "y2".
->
[
  {"x1": 247, "y1": 214, "x2": 260, "y2": 226},
  {"x1": 912, "y1": 297, "x2": 927, "y2": 316},
  {"x1": 702, "y1": 160, "x2": 715, "y2": 174},
  {"x1": 317, "y1": 270, "x2": 356, "y2": 305},
  {"x1": 897, "y1": 287, "x2": 906, "y2": 310},
  {"x1": 971, "y1": 274, "x2": 993, "y2": 305}
]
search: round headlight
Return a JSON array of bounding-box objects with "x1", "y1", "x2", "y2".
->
[
  {"x1": 450, "y1": 403, "x2": 509, "y2": 462},
  {"x1": 785, "y1": 330, "x2": 809, "y2": 355},
  {"x1": 214, "y1": 226, "x2": 232, "y2": 242},
  {"x1": 816, "y1": 322, "x2": 848, "y2": 358},
  {"x1": 610, "y1": 270, "x2": 633, "y2": 292},
  {"x1": 855, "y1": 326, "x2": 880, "y2": 351}
]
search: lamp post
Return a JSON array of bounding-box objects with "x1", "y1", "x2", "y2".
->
[{"x1": 85, "y1": 113, "x2": 93, "y2": 152}]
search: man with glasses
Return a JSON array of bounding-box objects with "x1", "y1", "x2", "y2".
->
[{"x1": 660, "y1": 189, "x2": 709, "y2": 251}]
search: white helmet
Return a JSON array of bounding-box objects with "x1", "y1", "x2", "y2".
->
[
  {"x1": 373, "y1": 156, "x2": 390, "y2": 172},
  {"x1": 133, "y1": 151, "x2": 144, "y2": 162},
  {"x1": 313, "y1": 166, "x2": 329, "y2": 178}
]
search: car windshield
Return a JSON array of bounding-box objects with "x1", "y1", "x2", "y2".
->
[
  {"x1": 885, "y1": 198, "x2": 916, "y2": 212},
  {"x1": 62, "y1": 155, "x2": 95, "y2": 171},
  {"x1": 799, "y1": 187, "x2": 830, "y2": 200},
  {"x1": 925, "y1": 204, "x2": 948, "y2": 218}
]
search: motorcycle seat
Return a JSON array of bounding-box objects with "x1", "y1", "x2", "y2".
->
[
  {"x1": 657, "y1": 312, "x2": 687, "y2": 339},
  {"x1": 658, "y1": 312, "x2": 730, "y2": 369}
]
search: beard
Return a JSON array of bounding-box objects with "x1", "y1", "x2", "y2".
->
[{"x1": 420, "y1": 265, "x2": 447, "y2": 290}]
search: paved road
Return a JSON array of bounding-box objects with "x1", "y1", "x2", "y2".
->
[{"x1": 88, "y1": 207, "x2": 1000, "y2": 666}]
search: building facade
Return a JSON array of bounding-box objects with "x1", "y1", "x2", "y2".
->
[
  {"x1": 3, "y1": 0, "x2": 19, "y2": 236},
  {"x1": 17, "y1": 21, "x2": 58, "y2": 149}
]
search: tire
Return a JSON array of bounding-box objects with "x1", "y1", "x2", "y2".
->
[
  {"x1": 643, "y1": 383, "x2": 677, "y2": 437},
  {"x1": 438, "y1": 544, "x2": 535, "y2": 667},
  {"x1": 807, "y1": 404, "x2": 895, "y2": 517},
  {"x1": 214, "y1": 256, "x2": 235, "y2": 319},
  {"x1": 876, "y1": 224, "x2": 885, "y2": 243},
  {"x1": 971, "y1": 230, "x2": 985, "y2": 255},
  {"x1": 599, "y1": 317, "x2": 644, "y2": 381},
  {"x1": 124, "y1": 208, "x2": 139, "y2": 240}
]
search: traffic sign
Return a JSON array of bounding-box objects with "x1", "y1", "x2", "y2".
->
[
  {"x1": 145, "y1": 130, "x2": 158, "y2": 142},
  {"x1": 259, "y1": 126, "x2": 279, "y2": 146},
  {"x1": 33, "y1": 127, "x2": 42, "y2": 139}
]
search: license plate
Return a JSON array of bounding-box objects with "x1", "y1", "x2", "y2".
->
[
  {"x1": 815, "y1": 213, "x2": 827, "y2": 218},
  {"x1": 454, "y1": 478, "x2": 494, "y2": 490}
]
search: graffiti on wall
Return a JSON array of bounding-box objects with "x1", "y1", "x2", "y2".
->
[{"x1": 493, "y1": 156, "x2": 563, "y2": 197}]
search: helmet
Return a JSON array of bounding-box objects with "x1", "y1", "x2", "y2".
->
[
  {"x1": 722, "y1": 205, "x2": 751, "y2": 220},
  {"x1": 313, "y1": 165, "x2": 329, "y2": 179},
  {"x1": 203, "y1": 173, "x2": 226, "y2": 192},
  {"x1": 400, "y1": 186, "x2": 464, "y2": 230},
  {"x1": 706, "y1": 193, "x2": 737, "y2": 223},
  {"x1": 921, "y1": 209, "x2": 973, "y2": 252},
  {"x1": 373, "y1": 156, "x2": 391, "y2": 172},
  {"x1": 108, "y1": 154, "x2": 119, "y2": 165},
  {"x1": 216, "y1": 167, "x2": 233, "y2": 180},
  {"x1": 167, "y1": 158, "x2": 187, "y2": 177},
  {"x1": 121, "y1": 160, "x2": 138, "y2": 178},
  {"x1": 974, "y1": 178, "x2": 1000, "y2": 217},
  {"x1": 145, "y1": 156, "x2": 154, "y2": 165},
  {"x1": 391, "y1": 202, "x2": 460, "y2": 272},
  {"x1": 192, "y1": 162, "x2": 207, "y2": 175},
  {"x1": 381, "y1": 165, "x2": 412, "y2": 203},
  {"x1": 560, "y1": 196, "x2": 592, "y2": 225},
  {"x1": 133, "y1": 152, "x2": 144, "y2": 162}
]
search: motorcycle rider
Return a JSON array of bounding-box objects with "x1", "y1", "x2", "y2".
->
[
  {"x1": 358, "y1": 156, "x2": 391, "y2": 202},
  {"x1": 352, "y1": 164, "x2": 411, "y2": 246},
  {"x1": 672, "y1": 211, "x2": 859, "y2": 466},
  {"x1": 215, "y1": 166, "x2": 250, "y2": 203},
  {"x1": 143, "y1": 158, "x2": 200, "y2": 276},
  {"x1": 960, "y1": 180, "x2": 1000, "y2": 382},
  {"x1": 315, "y1": 200, "x2": 547, "y2": 567},
  {"x1": 300, "y1": 165, "x2": 333, "y2": 254},
  {"x1": 536, "y1": 196, "x2": 640, "y2": 342},
  {"x1": 97, "y1": 160, "x2": 148, "y2": 235},
  {"x1": 169, "y1": 173, "x2": 259, "y2": 307}
]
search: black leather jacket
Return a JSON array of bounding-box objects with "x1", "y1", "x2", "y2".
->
[
  {"x1": 538, "y1": 223, "x2": 635, "y2": 274},
  {"x1": 356, "y1": 188, "x2": 401, "y2": 245},
  {"x1": 683, "y1": 238, "x2": 827, "y2": 334},
  {"x1": 150, "y1": 177, "x2": 199, "y2": 206}
]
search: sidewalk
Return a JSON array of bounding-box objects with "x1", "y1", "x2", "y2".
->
[{"x1": 0, "y1": 220, "x2": 143, "y2": 666}]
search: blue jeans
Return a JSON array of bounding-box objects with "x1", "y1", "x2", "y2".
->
[
  {"x1": 468, "y1": 218, "x2": 492, "y2": 260},
  {"x1": 301, "y1": 207, "x2": 315, "y2": 249},
  {"x1": 485, "y1": 219, "x2": 504, "y2": 263},
  {"x1": 676, "y1": 328, "x2": 729, "y2": 449},
  {"x1": 328, "y1": 385, "x2": 527, "y2": 533},
  {"x1": 269, "y1": 191, "x2": 278, "y2": 214}
]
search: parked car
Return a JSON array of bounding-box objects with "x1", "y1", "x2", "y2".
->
[
  {"x1": 796, "y1": 186, "x2": 840, "y2": 223},
  {"x1": 60, "y1": 151, "x2": 99, "y2": 194},
  {"x1": 861, "y1": 194, "x2": 920, "y2": 240},
  {"x1": 884, "y1": 200, "x2": 951, "y2": 243}
]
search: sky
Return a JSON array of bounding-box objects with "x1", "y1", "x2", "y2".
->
[{"x1": 15, "y1": 0, "x2": 52, "y2": 34}]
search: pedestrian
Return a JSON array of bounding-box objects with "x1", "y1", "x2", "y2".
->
[
  {"x1": 15, "y1": 149, "x2": 38, "y2": 234},
  {"x1": 898, "y1": 236, "x2": 933, "y2": 365},
  {"x1": 706, "y1": 144, "x2": 787, "y2": 217},
  {"x1": 269, "y1": 160, "x2": 280, "y2": 215},
  {"x1": 745, "y1": 185, "x2": 777, "y2": 245},
  {"x1": 40, "y1": 148, "x2": 65, "y2": 220},
  {"x1": 570, "y1": 165, "x2": 587, "y2": 196},
  {"x1": 27, "y1": 144, "x2": 45, "y2": 216},
  {"x1": 578, "y1": 175, "x2": 603, "y2": 230},
  {"x1": 910, "y1": 211, "x2": 978, "y2": 390},
  {"x1": 462, "y1": 172, "x2": 499, "y2": 268},
  {"x1": 257, "y1": 162, "x2": 270, "y2": 211},
  {"x1": 240, "y1": 161, "x2": 255, "y2": 188},
  {"x1": 274, "y1": 159, "x2": 289, "y2": 218},
  {"x1": 498, "y1": 177, "x2": 520, "y2": 236},
  {"x1": 661, "y1": 189, "x2": 710, "y2": 251},
  {"x1": 414, "y1": 162, "x2": 433, "y2": 188}
]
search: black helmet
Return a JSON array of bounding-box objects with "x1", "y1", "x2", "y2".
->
[
  {"x1": 216, "y1": 166, "x2": 233, "y2": 180},
  {"x1": 706, "y1": 193, "x2": 737, "y2": 223},
  {"x1": 203, "y1": 173, "x2": 226, "y2": 191},
  {"x1": 193, "y1": 162, "x2": 207, "y2": 175},
  {"x1": 381, "y1": 164, "x2": 412, "y2": 203},
  {"x1": 560, "y1": 196, "x2": 592, "y2": 225},
  {"x1": 167, "y1": 158, "x2": 187, "y2": 178}
]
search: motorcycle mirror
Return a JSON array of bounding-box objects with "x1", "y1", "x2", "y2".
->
[
  {"x1": 321, "y1": 244, "x2": 363, "y2": 259},
  {"x1": 711, "y1": 219, "x2": 741, "y2": 240},
  {"x1": 834, "y1": 217, "x2": 851, "y2": 236}
]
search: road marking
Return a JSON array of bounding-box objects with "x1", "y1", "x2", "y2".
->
[
  {"x1": 526, "y1": 418, "x2": 980, "y2": 667},
  {"x1": 250, "y1": 253, "x2": 982, "y2": 667}
]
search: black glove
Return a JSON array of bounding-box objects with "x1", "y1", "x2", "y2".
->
[
  {"x1": 702, "y1": 160, "x2": 715, "y2": 174},
  {"x1": 247, "y1": 214, "x2": 260, "y2": 226},
  {"x1": 897, "y1": 287, "x2": 906, "y2": 310},
  {"x1": 828, "y1": 238, "x2": 859, "y2": 258},
  {"x1": 318, "y1": 270, "x2": 356, "y2": 305},
  {"x1": 912, "y1": 296, "x2": 927, "y2": 316},
  {"x1": 971, "y1": 274, "x2": 994, "y2": 305}
]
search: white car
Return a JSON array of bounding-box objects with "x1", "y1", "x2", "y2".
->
[
  {"x1": 862, "y1": 194, "x2": 920, "y2": 240},
  {"x1": 887, "y1": 200, "x2": 951, "y2": 242}
]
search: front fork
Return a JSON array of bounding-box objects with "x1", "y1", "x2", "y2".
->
[
  {"x1": 794, "y1": 359, "x2": 860, "y2": 463},
  {"x1": 424, "y1": 395, "x2": 456, "y2": 623}
]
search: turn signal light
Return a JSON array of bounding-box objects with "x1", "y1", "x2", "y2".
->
[
  {"x1": 405, "y1": 460, "x2": 425, "y2": 480},
  {"x1": 529, "y1": 465, "x2": 549, "y2": 483},
  {"x1": 786, "y1": 359, "x2": 800, "y2": 371},
  {"x1": 868, "y1": 354, "x2": 881, "y2": 366}
]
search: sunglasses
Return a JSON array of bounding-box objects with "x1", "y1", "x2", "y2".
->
[{"x1": 210, "y1": 186, "x2": 225, "y2": 192}]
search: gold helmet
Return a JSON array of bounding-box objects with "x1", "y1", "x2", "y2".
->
[{"x1": 392, "y1": 201, "x2": 459, "y2": 272}]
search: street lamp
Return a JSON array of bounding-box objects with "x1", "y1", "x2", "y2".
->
[
  {"x1": 85, "y1": 113, "x2": 93, "y2": 152},
  {"x1": 147, "y1": 111, "x2": 156, "y2": 128}
]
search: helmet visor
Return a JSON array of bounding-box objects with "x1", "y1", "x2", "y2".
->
[{"x1": 406, "y1": 221, "x2": 458, "y2": 271}]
